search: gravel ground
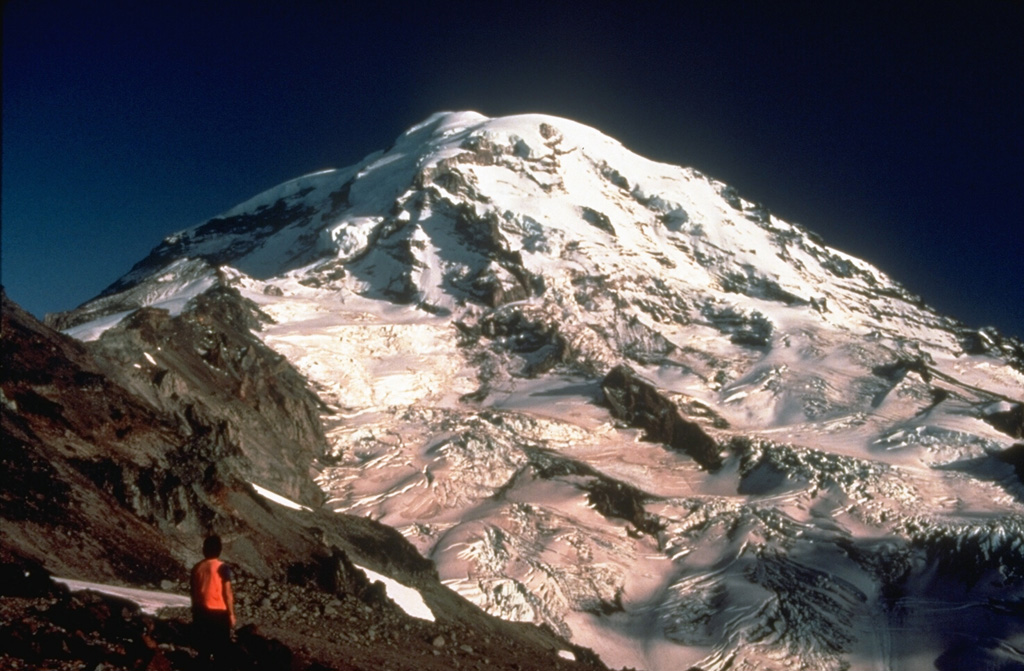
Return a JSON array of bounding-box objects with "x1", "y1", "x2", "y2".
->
[{"x1": 0, "y1": 565, "x2": 615, "y2": 671}]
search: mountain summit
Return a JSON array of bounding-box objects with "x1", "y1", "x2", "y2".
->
[{"x1": 48, "y1": 112, "x2": 1024, "y2": 670}]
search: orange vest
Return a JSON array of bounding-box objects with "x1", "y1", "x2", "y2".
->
[{"x1": 192, "y1": 558, "x2": 228, "y2": 611}]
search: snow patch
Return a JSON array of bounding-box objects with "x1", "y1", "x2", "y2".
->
[
  {"x1": 54, "y1": 578, "x2": 190, "y2": 615},
  {"x1": 250, "y1": 483, "x2": 313, "y2": 511},
  {"x1": 63, "y1": 310, "x2": 136, "y2": 342},
  {"x1": 355, "y1": 564, "x2": 435, "y2": 622}
]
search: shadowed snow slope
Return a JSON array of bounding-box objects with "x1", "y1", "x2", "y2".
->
[{"x1": 54, "y1": 112, "x2": 1024, "y2": 671}]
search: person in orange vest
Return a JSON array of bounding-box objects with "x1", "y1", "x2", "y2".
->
[{"x1": 190, "y1": 535, "x2": 236, "y2": 664}]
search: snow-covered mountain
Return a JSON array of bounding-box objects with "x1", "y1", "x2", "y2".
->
[{"x1": 55, "y1": 111, "x2": 1024, "y2": 671}]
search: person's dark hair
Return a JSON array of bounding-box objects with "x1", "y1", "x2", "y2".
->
[{"x1": 202, "y1": 535, "x2": 222, "y2": 559}]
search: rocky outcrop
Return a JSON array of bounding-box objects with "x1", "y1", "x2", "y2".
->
[
  {"x1": 88, "y1": 283, "x2": 329, "y2": 507},
  {"x1": 601, "y1": 365, "x2": 722, "y2": 469},
  {"x1": 984, "y1": 403, "x2": 1024, "y2": 439},
  {"x1": 2, "y1": 288, "x2": 196, "y2": 583},
  {"x1": 4, "y1": 287, "x2": 438, "y2": 584},
  {"x1": 996, "y1": 443, "x2": 1024, "y2": 482},
  {"x1": 958, "y1": 326, "x2": 1024, "y2": 373}
]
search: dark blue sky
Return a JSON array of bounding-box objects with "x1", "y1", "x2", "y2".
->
[{"x1": 3, "y1": 1, "x2": 1022, "y2": 338}]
